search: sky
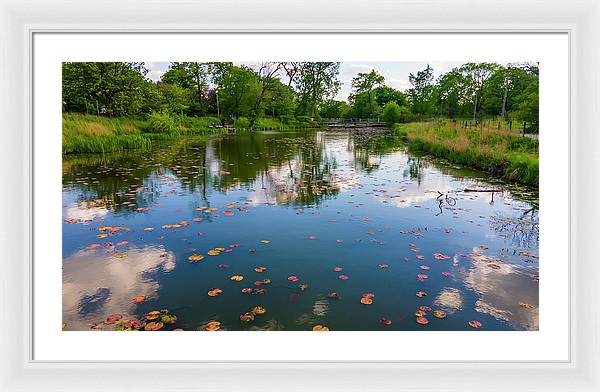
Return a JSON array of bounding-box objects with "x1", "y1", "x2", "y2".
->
[{"x1": 145, "y1": 61, "x2": 467, "y2": 101}]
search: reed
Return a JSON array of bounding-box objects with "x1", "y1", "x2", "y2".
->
[{"x1": 396, "y1": 121, "x2": 539, "y2": 186}]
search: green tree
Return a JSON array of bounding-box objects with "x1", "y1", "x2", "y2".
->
[
  {"x1": 457, "y1": 62, "x2": 500, "y2": 121},
  {"x1": 62, "y1": 62, "x2": 154, "y2": 116},
  {"x1": 162, "y1": 62, "x2": 212, "y2": 115},
  {"x1": 408, "y1": 64, "x2": 435, "y2": 116},
  {"x1": 319, "y1": 100, "x2": 350, "y2": 118},
  {"x1": 373, "y1": 86, "x2": 408, "y2": 108},
  {"x1": 351, "y1": 70, "x2": 385, "y2": 119},
  {"x1": 382, "y1": 102, "x2": 402, "y2": 124},
  {"x1": 294, "y1": 62, "x2": 341, "y2": 117}
]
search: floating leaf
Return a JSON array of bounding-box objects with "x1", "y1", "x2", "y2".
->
[
  {"x1": 254, "y1": 266, "x2": 267, "y2": 273},
  {"x1": 230, "y1": 275, "x2": 244, "y2": 281},
  {"x1": 260, "y1": 240, "x2": 270, "y2": 244},
  {"x1": 188, "y1": 254, "x2": 205, "y2": 263},
  {"x1": 415, "y1": 291, "x2": 428, "y2": 298},
  {"x1": 378, "y1": 263, "x2": 389, "y2": 269},
  {"x1": 419, "y1": 306, "x2": 432, "y2": 312},
  {"x1": 205, "y1": 321, "x2": 221, "y2": 331},
  {"x1": 298, "y1": 284, "x2": 308, "y2": 291},
  {"x1": 308, "y1": 235, "x2": 317, "y2": 240},
  {"x1": 379, "y1": 318, "x2": 392, "y2": 326},
  {"x1": 468, "y1": 320, "x2": 482, "y2": 328},
  {"x1": 327, "y1": 292, "x2": 339, "y2": 299},
  {"x1": 433, "y1": 310, "x2": 446, "y2": 318},
  {"x1": 433, "y1": 253, "x2": 451, "y2": 260},
  {"x1": 333, "y1": 267, "x2": 343, "y2": 272},
  {"x1": 145, "y1": 321, "x2": 164, "y2": 331},
  {"x1": 132, "y1": 295, "x2": 145, "y2": 304},
  {"x1": 360, "y1": 297, "x2": 373, "y2": 305},
  {"x1": 241, "y1": 288, "x2": 252, "y2": 294},
  {"x1": 414, "y1": 310, "x2": 426, "y2": 317},
  {"x1": 106, "y1": 314, "x2": 122, "y2": 324},
  {"x1": 312, "y1": 325, "x2": 329, "y2": 331},
  {"x1": 207, "y1": 288, "x2": 223, "y2": 297},
  {"x1": 161, "y1": 314, "x2": 178, "y2": 324},
  {"x1": 416, "y1": 317, "x2": 429, "y2": 325},
  {"x1": 419, "y1": 265, "x2": 430, "y2": 270},
  {"x1": 240, "y1": 312, "x2": 255, "y2": 323},
  {"x1": 251, "y1": 306, "x2": 266, "y2": 315},
  {"x1": 338, "y1": 274, "x2": 349, "y2": 280},
  {"x1": 287, "y1": 276, "x2": 300, "y2": 282},
  {"x1": 145, "y1": 311, "x2": 161, "y2": 320}
]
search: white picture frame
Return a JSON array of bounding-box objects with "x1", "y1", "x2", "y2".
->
[{"x1": 0, "y1": 0, "x2": 598, "y2": 390}]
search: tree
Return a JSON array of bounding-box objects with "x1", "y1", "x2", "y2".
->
[
  {"x1": 408, "y1": 64, "x2": 435, "y2": 116},
  {"x1": 213, "y1": 65, "x2": 258, "y2": 118},
  {"x1": 62, "y1": 62, "x2": 154, "y2": 116},
  {"x1": 158, "y1": 83, "x2": 191, "y2": 114},
  {"x1": 162, "y1": 62, "x2": 211, "y2": 114},
  {"x1": 382, "y1": 102, "x2": 402, "y2": 124},
  {"x1": 373, "y1": 86, "x2": 408, "y2": 108},
  {"x1": 319, "y1": 100, "x2": 350, "y2": 119},
  {"x1": 293, "y1": 62, "x2": 341, "y2": 117},
  {"x1": 248, "y1": 62, "x2": 284, "y2": 128},
  {"x1": 516, "y1": 79, "x2": 539, "y2": 132},
  {"x1": 351, "y1": 70, "x2": 385, "y2": 119},
  {"x1": 457, "y1": 63, "x2": 500, "y2": 121},
  {"x1": 435, "y1": 69, "x2": 465, "y2": 117}
]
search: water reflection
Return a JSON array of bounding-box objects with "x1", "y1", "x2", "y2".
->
[
  {"x1": 63, "y1": 246, "x2": 175, "y2": 330},
  {"x1": 62, "y1": 129, "x2": 539, "y2": 331},
  {"x1": 464, "y1": 249, "x2": 539, "y2": 330}
]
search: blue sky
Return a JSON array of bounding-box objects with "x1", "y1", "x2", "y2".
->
[{"x1": 145, "y1": 61, "x2": 467, "y2": 101}]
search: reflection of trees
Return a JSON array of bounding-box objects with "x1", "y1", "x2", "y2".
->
[
  {"x1": 490, "y1": 208, "x2": 539, "y2": 248},
  {"x1": 63, "y1": 151, "x2": 161, "y2": 213},
  {"x1": 211, "y1": 132, "x2": 340, "y2": 206},
  {"x1": 63, "y1": 132, "x2": 343, "y2": 213},
  {"x1": 404, "y1": 156, "x2": 425, "y2": 185},
  {"x1": 350, "y1": 131, "x2": 403, "y2": 173}
]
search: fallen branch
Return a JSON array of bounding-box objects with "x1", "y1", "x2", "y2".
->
[{"x1": 463, "y1": 188, "x2": 503, "y2": 193}]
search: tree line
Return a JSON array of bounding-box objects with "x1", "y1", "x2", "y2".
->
[{"x1": 62, "y1": 61, "x2": 538, "y2": 131}]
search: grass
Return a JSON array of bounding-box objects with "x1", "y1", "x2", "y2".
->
[
  {"x1": 62, "y1": 113, "x2": 230, "y2": 154},
  {"x1": 63, "y1": 113, "x2": 321, "y2": 154},
  {"x1": 395, "y1": 120, "x2": 539, "y2": 187}
]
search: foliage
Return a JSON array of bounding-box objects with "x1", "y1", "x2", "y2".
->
[
  {"x1": 396, "y1": 122, "x2": 538, "y2": 186},
  {"x1": 382, "y1": 102, "x2": 402, "y2": 124},
  {"x1": 62, "y1": 62, "x2": 157, "y2": 116},
  {"x1": 350, "y1": 70, "x2": 385, "y2": 119}
]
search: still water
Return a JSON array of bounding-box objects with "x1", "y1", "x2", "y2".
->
[{"x1": 62, "y1": 130, "x2": 539, "y2": 331}]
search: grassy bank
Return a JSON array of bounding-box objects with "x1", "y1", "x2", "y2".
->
[
  {"x1": 395, "y1": 121, "x2": 539, "y2": 187},
  {"x1": 63, "y1": 113, "x2": 317, "y2": 154}
]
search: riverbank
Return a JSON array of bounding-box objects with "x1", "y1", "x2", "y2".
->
[
  {"x1": 62, "y1": 114, "x2": 319, "y2": 154},
  {"x1": 395, "y1": 121, "x2": 539, "y2": 187}
]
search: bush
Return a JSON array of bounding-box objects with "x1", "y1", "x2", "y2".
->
[
  {"x1": 234, "y1": 117, "x2": 250, "y2": 129},
  {"x1": 382, "y1": 102, "x2": 401, "y2": 124},
  {"x1": 147, "y1": 111, "x2": 181, "y2": 134}
]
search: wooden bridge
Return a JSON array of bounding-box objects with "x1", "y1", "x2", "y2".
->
[{"x1": 322, "y1": 119, "x2": 387, "y2": 128}]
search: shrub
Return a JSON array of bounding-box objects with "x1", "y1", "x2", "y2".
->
[{"x1": 382, "y1": 102, "x2": 401, "y2": 124}]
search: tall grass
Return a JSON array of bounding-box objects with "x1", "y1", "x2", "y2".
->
[{"x1": 396, "y1": 121, "x2": 539, "y2": 186}]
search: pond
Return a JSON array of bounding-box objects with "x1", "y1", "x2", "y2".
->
[{"x1": 62, "y1": 129, "x2": 539, "y2": 331}]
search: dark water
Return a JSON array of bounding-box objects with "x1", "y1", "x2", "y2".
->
[{"x1": 62, "y1": 130, "x2": 539, "y2": 331}]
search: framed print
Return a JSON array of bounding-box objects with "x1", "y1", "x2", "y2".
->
[{"x1": 1, "y1": 0, "x2": 599, "y2": 391}]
